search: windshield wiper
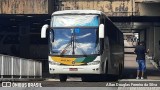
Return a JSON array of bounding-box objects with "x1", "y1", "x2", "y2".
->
[
  {"x1": 60, "y1": 40, "x2": 72, "y2": 56},
  {"x1": 74, "y1": 39, "x2": 87, "y2": 57},
  {"x1": 60, "y1": 29, "x2": 75, "y2": 56},
  {"x1": 60, "y1": 29, "x2": 88, "y2": 56}
]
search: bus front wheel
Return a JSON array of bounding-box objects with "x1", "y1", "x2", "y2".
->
[{"x1": 59, "y1": 74, "x2": 67, "y2": 82}]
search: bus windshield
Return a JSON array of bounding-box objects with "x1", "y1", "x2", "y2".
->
[
  {"x1": 50, "y1": 28, "x2": 100, "y2": 56},
  {"x1": 51, "y1": 15, "x2": 99, "y2": 27}
]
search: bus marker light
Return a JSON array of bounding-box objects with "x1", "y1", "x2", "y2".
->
[{"x1": 96, "y1": 68, "x2": 99, "y2": 71}]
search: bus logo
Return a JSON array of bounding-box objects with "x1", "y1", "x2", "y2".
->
[{"x1": 72, "y1": 61, "x2": 75, "y2": 64}]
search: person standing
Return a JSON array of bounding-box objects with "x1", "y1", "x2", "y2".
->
[{"x1": 134, "y1": 41, "x2": 148, "y2": 79}]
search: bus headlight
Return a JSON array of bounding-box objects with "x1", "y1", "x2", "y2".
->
[
  {"x1": 87, "y1": 61, "x2": 100, "y2": 65},
  {"x1": 49, "y1": 61, "x2": 60, "y2": 65}
]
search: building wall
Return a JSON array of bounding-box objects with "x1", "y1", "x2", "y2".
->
[
  {"x1": 30, "y1": 45, "x2": 48, "y2": 59},
  {"x1": 136, "y1": 3, "x2": 160, "y2": 16},
  {"x1": 0, "y1": 0, "x2": 49, "y2": 14},
  {"x1": 61, "y1": 0, "x2": 135, "y2": 16},
  {"x1": 1, "y1": 0, "x2": 160, "y2": 16},
  {"x1": 135, "y1": 0, "x2": 160, "y2": 2}
]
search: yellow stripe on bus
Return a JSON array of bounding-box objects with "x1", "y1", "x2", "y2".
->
[{"x1": 51, "y1": 56, "x2": 84, "y2": 65}]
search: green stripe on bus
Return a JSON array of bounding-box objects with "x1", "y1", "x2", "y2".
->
[{"x1": 75, "y1": 56, "x2": 96, "y2": 63}]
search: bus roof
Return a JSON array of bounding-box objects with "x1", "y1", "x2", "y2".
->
[{"x1": 52, "y1": 10, "x2": 103, "y2": 15}]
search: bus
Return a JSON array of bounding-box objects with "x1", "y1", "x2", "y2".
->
[{"x1": 41, "y1": 10, "x2": 124, "y2": 82}]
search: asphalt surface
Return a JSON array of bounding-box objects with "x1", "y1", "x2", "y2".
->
[
  {"x1": 39, "y1": 54, "x2": 160, "y2": 87},
  {"x1": 0, "y1": 54, "x2": 158, "y2": 87},
  {"x1": 0, "y1": 54, "x2": 160, "y2": 90}
]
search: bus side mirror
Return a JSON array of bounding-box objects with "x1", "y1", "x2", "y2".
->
[
  {"x1": 41, "y1": 24, "x2": 49, "y2": 38},
  {"x1": 99, "y1": 24, "x2": 104, "y2": 38}
]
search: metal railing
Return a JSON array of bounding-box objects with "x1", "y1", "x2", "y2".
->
[{"x1": 0, "y1": 54, "x2": 42, "y2": 79}]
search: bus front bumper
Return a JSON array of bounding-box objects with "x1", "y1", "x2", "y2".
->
[{"x1": 49, "y1": 64, "x2": 102, "y2": 74}]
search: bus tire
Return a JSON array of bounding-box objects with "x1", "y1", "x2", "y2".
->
[
  {"x1": 105, "y1": 60, "x2": 108, "y2": 74},
  {"x1": 59, "y1": 74, "x2": 67, "y2": 82},
  {"x1": 81, "y1": 76, "x2": 87, "y2": 82}
]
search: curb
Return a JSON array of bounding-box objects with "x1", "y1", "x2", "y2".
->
[
  {"x1": 146, "y1": 55, "x2": 160, "y2": 71},
  {"x1": 149, "y1": 60, "x2": 159, "y2": 70}
]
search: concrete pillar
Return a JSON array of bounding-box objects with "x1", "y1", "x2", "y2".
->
[
  {"x1": 19, "y1": 22, "x2": 30, "y2": 58},
  {"x1": 146, "y1": 29, "x2": 149, "y2": 51},
  {"x1": 146, "y1": 27, "x2": 154, "y2": 56},
  {"x1": 154, "y1": 27, "x2": 160, "y2": 61},
  {"x1": 139, "y1": 30, "x2": 145, "y2": 42}
]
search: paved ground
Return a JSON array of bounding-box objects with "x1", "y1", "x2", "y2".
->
[
  {"x1": 0, "y1": 54, "x2": 160, "y2": 88},
  {"x1": 33, "y1": 54, "x2": 160, "y2": 87},
  {"x1": 123, "y1": 54, "x2": 160, "y2": 80}
]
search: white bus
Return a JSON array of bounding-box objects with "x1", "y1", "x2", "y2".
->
[{"x1": 41, "y1": 10, "x2": 124, "y2": 82}]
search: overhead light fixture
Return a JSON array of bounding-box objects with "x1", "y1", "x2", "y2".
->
[
  {"x1": 45, "y1": 19, "x2": 51, "y2": 21},
  {"x1": 31, "y1": 28, "x2": 36, "y2": 29},
  {"x1": 33, "y1": 23, "x2": 40, "y2": 25},
  {"x1": 16, "y1": 15, "x2": 24, "y2": 17},
  {"x1": 12, "y1": 26, "x2": 17, "y2": 28},
  {"x1": 27, "y1": 16, "x2": 33, "y2": 18},
  {"x1": 10, "y1": 19, "x2": 15, "y2": 21}
]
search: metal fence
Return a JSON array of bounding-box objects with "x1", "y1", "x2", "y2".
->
[{"x1": 0, "y1": 54, "x2": 42, "y2": 79}]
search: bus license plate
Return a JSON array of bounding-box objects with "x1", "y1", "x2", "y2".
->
[{"x1": 69, "y1": 68, "x2": 78, "y2": 71}]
